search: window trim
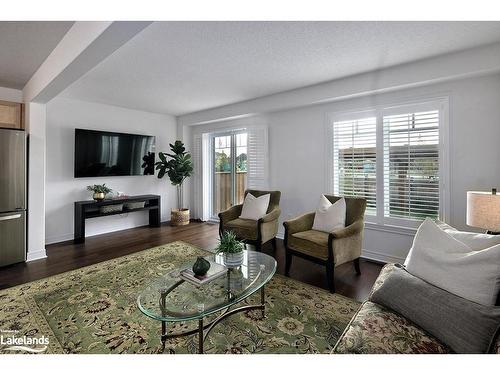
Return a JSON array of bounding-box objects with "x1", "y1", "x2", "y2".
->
[
  {"x1": 193, "y1": 116, "x2": 269, "y2": 223},
  {"x1": 326, "y1": 96, "x2": 450, "y2": 229},
  {"x1": 209, "y1": 129, "x2": 248, "y2": 221},
  {"x1": 330, "y1": 113, "x2": 378, "y2": 216}
]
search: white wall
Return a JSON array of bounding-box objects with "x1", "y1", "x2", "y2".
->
[
  {"x1": 26, "y1": 103, "x2": 48, "y2": 261},
  {"x1": 0, "y1": 86, "x2": 22, "y2": 102},
  {"x1": 184, "y1": 73, "x2": 500, "y2": 263},
  {"x1": 45, "y1": 97, "x2": 178, "y2": 244}
]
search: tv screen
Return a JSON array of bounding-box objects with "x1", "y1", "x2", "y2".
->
[{"x1": 74, "y1": 129, "x2": 156, "y2": 178}]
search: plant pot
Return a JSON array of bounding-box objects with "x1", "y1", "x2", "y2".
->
[
  {"x1": 93, "y1": 192, "x2": 105, "y2": 201},
  {"x1": 224, "y1": 251, "x2": 244, "y2": 268},
  {"x1": 171, "y1": 208, "x2": 190, "y2": 226},
  {"x1": 228, "y1": 267, "x2": 244, "y2": 290}
]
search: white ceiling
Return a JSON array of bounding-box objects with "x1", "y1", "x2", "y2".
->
[
  {"x1": 61, "y1": 21, "x2": 500, "y2": 116},
  {"x1": 0, "y1": 21, "x2": 74, "y2": 89}
]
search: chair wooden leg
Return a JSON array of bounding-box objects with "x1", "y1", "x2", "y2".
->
[
  {"x1": 285, "y1": 250, "x2": 292, "y2": 277},
  {"x1": 354, "y1": 258, "x2": 361, "y2": 275},
  {"x1": 271, "y1": 237, "x2": 277, "y2": 251},
  {"x1": 326, "y1": 262, "x2": 335, "y2": 293}
]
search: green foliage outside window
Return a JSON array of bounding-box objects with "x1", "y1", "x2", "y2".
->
[{"x1": 215, "y1": 152, "x2": 247, "y2": 173}]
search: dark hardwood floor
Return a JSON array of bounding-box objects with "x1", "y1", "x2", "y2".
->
[{"x1": 0, "y1": 222, "x2": 383, "y2": 302}]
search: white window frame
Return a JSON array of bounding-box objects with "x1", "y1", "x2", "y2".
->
[
  {"x1": 328, "y1": 109, "x2": 378, "y2": 216},
  {"x1": 209, "y1": 129, "x2": 248, "y2": 220},
  {"x1": 327, "y1": 97, "x2": 450, "y2": 230},
  {"x1": 193, "y1": 116, "x2": 269, "y2": 223}
]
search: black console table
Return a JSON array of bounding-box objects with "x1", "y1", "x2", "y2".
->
[{"x1": 74, "y1": 194, "x2": 161, "y2": 244}]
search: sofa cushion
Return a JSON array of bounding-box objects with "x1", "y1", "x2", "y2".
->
[
  {"x1": 370, "y1": 265, "x2": 500, "y2": 353},
  {"x1": 405, "y1": 218, "x2": 500, "y2": 306},
  {"x1": 333, "y1": 301, "x2": 450, "y2": 354},
  {"x1": 334, "y1": 264, "x2": 451, "y2": 354},
  {"x1": 436, "y1": 220, "x2": 500, "y2": 250},
  {"x1": 289, "y1": 230, "x2": 329, "y2": 260},
  {"x1": 225, "y1": 218, "x2": 258, "y2": 241}
]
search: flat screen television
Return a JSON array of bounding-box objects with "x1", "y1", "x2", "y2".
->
[{"x1": 74, "y1": 129, "x2": 156, "y2": 178}]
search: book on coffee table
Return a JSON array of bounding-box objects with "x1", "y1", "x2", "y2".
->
[{"x1": 180, "y1": 260, "x2": 227, "y2": 286}]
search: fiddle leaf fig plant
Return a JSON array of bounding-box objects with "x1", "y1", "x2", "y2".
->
[{"x1": 155, "y1": 140, "x2": 194, "y2": 209}]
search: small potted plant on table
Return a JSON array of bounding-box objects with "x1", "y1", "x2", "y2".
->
[
  {"x1": 87, "y1": 184, "x2": 112, "y2": 201},
  {"x1": 216, "y1": 231, "x2": 244, "y2": 268}
]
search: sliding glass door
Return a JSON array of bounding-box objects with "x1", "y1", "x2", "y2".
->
[{"x1": 212, "y1": 131, "x2": 248, "y2": 218}]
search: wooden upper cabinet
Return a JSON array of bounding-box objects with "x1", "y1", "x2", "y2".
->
[{"x1": 0, "y1": 100, "x2": 24, "y2": 130}]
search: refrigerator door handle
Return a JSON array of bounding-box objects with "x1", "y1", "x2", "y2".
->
[{"x1": 0, "y1": 213, "x2": 22, "y2": 221}]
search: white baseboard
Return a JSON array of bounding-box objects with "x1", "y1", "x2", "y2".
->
[
  {"x1": 45, "y1": 233, "x2": 73, "y2": 245},
  {"x1": 46, "y1": 224, "x2": 404, "y2": 265},
  {"x1": 26, "y1": 248, "x2": 47, "y2": 262},
  {"x1": 45, "y1": 220, "x2": 170, "y2": 245},
  {"x1": 361, "y1": 248, "x2": 405, "y2": 264}
]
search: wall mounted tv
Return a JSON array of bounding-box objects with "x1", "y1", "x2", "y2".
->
[{"x1": 74, "y1": 129, "x2": 156, "y2": 178}]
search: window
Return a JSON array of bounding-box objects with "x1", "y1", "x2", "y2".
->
[
  {"x1": 383, "y1": 110, "x2": 439, "y2": 220},
  {"x1": 329, "y1": 99, "x2": 448, "y2": 227},
  {"x1": 193, "y1": 120, "x2": 268, "y2": 222},
  {"x1": 212, "y1": 131, "x2": 248, "y2": 217},
  {"x1": 333, "y1": 117, "x2": 377, "y2": 215}
]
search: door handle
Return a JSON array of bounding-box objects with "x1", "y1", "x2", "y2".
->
[{"x1": 0, "y1": 214, "x2": 21, "y2": 221}]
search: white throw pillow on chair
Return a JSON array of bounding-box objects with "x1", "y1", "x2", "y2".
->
[
  {"x1": 312, "y1": 195, "x2": 346, "y2": 233},
  {"x1": 239, "y1": 193, "x2": 270, "y2": 220},
  {"x1": 405, "y1": 218, "x2": 500, "y2": 306}
]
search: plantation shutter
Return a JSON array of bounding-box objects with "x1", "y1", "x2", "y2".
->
[
  {"x1": 383, "y1": 110, "x2": 440, "y2": 220},
  {"x1": 332, "y1": 117, "x2": 377, "y2": 215},
  {"x1": 192, "y1": 133, "x2": 213, "y2": 221},
  {"x1": 246, "y1": 125, "x2": 269, "y2": 189},
  {"x1": 192, "y1": 133, "x2": 203, "y2": 220}
]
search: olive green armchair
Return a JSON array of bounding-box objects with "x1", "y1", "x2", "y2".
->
[
  {"x1": 218, "y1": 189, "x2": 281, "y2": 251},
  {"x1": 283, "y1": 195, "x2": 366, "y2": 293}
]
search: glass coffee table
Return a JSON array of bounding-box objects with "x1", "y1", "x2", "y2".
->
[{"x1": 137, "y1": 250, "x2": 277, "y2": 353}]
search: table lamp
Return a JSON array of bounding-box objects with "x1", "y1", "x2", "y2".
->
[{"x1": 466, "y1": 189, "x2": 500, "y2": 234}]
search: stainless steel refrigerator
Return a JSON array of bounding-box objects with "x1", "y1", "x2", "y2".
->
[{"x1": 0, "y1": 128, "x2": 26, "y2": 267}]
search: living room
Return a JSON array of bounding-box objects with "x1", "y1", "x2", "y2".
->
[{"x1": 1, "y1": 1, "x2": 499, "y2": 373}]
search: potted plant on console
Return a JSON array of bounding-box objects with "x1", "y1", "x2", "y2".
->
[
  {"x1": 216, "y1": 231, "x2": 244, "y2": 268},
  {"x1": 87, "y1": 184, "x2": 112, "y2": 201},
  {"x1": 155, "y1": 140, "x2": 194, "y2": 226}
]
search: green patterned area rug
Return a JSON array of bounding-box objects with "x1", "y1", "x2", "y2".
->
[{"x1": 0, "y1": 241, "x2": 359, "y2": 354}]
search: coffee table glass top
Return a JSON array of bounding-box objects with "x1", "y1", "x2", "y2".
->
[{"x1": 137, "y1": 250, "x2": 277, "y2": 322}]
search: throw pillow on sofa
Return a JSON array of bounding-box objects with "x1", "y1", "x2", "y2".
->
[
  {"x1": 239, "y1": 193, "x2": 270, "y2": 220},
  {"x1": 405, "y1": 218, "x2": 500, "y2": 306},
  {"x1": 312, "y1": 195, "x2": 346, "y2": 233},
  {"x1": 435, "y1": 219, "x2": 500, "y2": 250},
  {"x1": 371, "y1": 266, "x2": 500, "y2": 354}
]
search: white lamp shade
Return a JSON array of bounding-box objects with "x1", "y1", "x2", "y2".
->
[{"x1": 466, "y1": 191, "x2": 500, "y2": 232}]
